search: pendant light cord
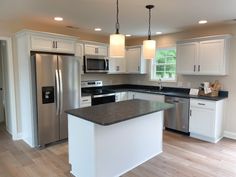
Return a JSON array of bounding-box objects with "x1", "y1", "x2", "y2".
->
[
  {"x1": 148, "y1": 8, "x2": 151, "y2": 40},
  {"x1": 116, "y1": 0, "x2": 120, "y2": 34}
]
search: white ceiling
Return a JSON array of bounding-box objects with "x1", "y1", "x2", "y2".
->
[{"x1": 1, "y1": 0, "x2": 236, "y2": 36}]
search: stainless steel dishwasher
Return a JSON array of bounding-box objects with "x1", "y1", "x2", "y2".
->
[{"x1": 164, "y1": 96, "x2": 190, "y2": 133}]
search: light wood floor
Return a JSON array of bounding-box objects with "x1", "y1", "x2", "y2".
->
[{"x1": 1, "y1": 126, "x2": 236, "y2": 177}]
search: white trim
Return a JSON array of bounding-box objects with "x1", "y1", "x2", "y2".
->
[
  {"x1": 0, "y1": 37, "x2": 18, "y2": 140},
  {"x1": 224, "y1": 131, "x2": 236, "y2": 140}
]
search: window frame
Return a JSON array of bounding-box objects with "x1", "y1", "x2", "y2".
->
[{"x1": 150, "y1": 46, "x2": 177, "y2": 82}]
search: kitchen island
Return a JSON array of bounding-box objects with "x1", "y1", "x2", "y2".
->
[{"x1": 66, "y1": 99, "x2": 173, "y2": 177}]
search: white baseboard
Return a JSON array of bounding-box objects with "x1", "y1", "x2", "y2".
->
[
  {"x1": 224, "y1": 131, "x2": 236, "y2": 140},
  {"x1": 15, "y1": 132, "x2": 23, "y2": 140}
]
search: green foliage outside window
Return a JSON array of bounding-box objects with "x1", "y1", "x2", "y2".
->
[{"x1": 154, "y1": 48, "x2": 176, "y2": 81}]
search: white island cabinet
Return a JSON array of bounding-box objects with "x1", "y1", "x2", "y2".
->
[
  {"x1": 189, "y1": 98, "x2": 225, "y2": 143},
  {"x1": 67, "y1": 100, "x2": 172, "y2": 177}
]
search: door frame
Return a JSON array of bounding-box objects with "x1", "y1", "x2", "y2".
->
[{"x1": 0, "y1": 37, "x2": 17, "y2": 140}]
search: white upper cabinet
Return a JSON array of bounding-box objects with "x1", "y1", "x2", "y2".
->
[
  {"x1": 126, "y1": 46, "x2": 147, "y2": 74},
  {"x1": 30, "y1": 33, "x2": 76, "y2": 54},
  {"x1": 84, "y1": 44, "x2": 108, "y2": 56},
  {"x1": 109, "y1": 57, "x2": 126, "y2": 74},
  {"x1": 176, "y1": 42, "x2": 198, "y2": 74},
  {"x1": 198, "y1": 39, "x2": 225, "y2": 75},
  {"x1": 176, "y1": 35, "x2": 230, "y2": 75},
  {"x1": 75, "y1": 42, "x2": 84, "y2": 74}
]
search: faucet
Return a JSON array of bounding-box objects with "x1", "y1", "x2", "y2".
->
[{"x1": 158, "y1": 79, "x2": 163, "y2": 91}]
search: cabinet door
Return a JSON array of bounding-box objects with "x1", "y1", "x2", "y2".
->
[
  {"x1": 189, "y1": 107, "x2": 215, "y2": 138},
  {"x1": 109, "y1": 58, "x2": 126, "y2": 73},
  {"x1": 126, "y1": 47, "x2": 141, "y2": 73},
  {"x1": 31, "y1": 35, "x2": 54, "y2": 51},
  {"x1": 97, "y1": 46, "x2": 108, "y2": 56},
  {"x1": 75, "y1": 43, "x2": 84, "y2": 74},
  {"x1": 120, "y1": 92, "x2": 128, "y2": 101},
  {"x1": 127, "y1": 92, "x2": 135, "y2": 100},
  {"x1": 56, "y1": 39, "x2": 75, "y2": 54},
  {"x1": 84, "y1": 44, "x2": 108, "y2": 56},
  {"x1": 176, "y1": 42, "x2": 198, "y2": 74},
  {"x1": 198, "y1": 40, "x2": 225, "y2": 75}
]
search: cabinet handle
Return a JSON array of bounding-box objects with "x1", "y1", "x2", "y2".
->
[
  {"x1": 190, "y1": 109, "x2": 192, "y2": 116},
  {"x1": 82, "y1": 99, "x2": 89, "y2": 102},
  {"x1": 53, "y1": 41, "x2": 55, "y2": 48},
  {"x1": 198, "y1": 103, "x2": 205, "y2": 106},
  {"x1": 194, "y1": 65, "x2": 196, "y2": 72},
  {"x1": 138, "y1": 66, "x2": 140, "y2": 72},
  {"x1": 198, "y1": 65, "x2": 200, "y2": 72},
  {"x1": 116, "y1": 66, "x2": 120, "y2": 71},
  {"x1": 95, "y1": 48, "x2": 99, "y2": 54}
]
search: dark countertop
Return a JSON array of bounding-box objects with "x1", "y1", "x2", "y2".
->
[
  {"x1": 102, "y1": 85, "x2": 228, "y2": 101},
  {"x1": 66, "y1": 99, "x2": 173, "y2": 126}
]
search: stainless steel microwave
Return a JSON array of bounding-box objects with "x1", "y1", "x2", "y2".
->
[{"x1": 84, "y1": 55, "x2": 109, "y2": 73}]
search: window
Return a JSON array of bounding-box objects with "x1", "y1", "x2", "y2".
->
[{"x1": 151, "y1": 47, "x2": 176, "y2": 81}]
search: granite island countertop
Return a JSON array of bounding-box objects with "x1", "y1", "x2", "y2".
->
[{"x1": 66, "y1": 99, "x2": 173, "y2": 126}]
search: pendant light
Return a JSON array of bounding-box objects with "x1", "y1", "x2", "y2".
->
[
  {"x1": 143, "y1": 5, "x2": 156, "y2": 60},
  {"x1": 109, "y1": 0, "x2": 125, "y2": 58}
]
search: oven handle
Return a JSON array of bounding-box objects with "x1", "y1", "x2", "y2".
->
[{"x1": 92, "y1": 93, "x2": 115, "y2": 98}]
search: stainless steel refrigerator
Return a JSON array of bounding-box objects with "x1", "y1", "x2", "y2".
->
[{"x1": 31, "y1": 53, "x2": 81, "y2": 147}]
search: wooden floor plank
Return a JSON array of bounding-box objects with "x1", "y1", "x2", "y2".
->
[{"x1": 0, "y1": 125, "x2": 236, "y2": 177}]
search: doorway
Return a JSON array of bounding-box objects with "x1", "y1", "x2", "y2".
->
[{"x1": 0, "y1": 38, "x2": 17, "y2": 139}]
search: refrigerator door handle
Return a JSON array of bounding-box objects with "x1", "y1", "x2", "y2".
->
[
  {"x1": 55, "y1": 69, "x2": 60, "y2": 115},
  {"x1": 59, "y1": 69, "x2": 63, "y2": 114}
]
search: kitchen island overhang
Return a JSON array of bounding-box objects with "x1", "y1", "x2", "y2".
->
[{"x1": 66, "y1": 99, "x2": 173, "y2": 177}]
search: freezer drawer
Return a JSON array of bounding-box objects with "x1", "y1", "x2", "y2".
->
[{"x1": 164, "y1": 96, "x2": 190, "y2": 133}]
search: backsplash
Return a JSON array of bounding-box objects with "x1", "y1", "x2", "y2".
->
[{"x1": 81, "y1": 74, "x2": 129, "y2": 85}]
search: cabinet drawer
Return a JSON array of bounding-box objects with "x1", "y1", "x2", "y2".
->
[
  {"x1": 190, "y1": 99, "x2": 216, "y2": 109},
  {"x1": 81, "y1": 96, "x2": 91, "y2": 103}
]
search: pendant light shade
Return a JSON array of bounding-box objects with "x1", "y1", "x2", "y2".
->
[
  {"x1": 109, "y1": 0, "x2": 125, "y2": 58},
  {"x1": 143, "y1": 39, "x2": 156, "y2": 59},
  {"x1": 110, "y1": 34, "x2": 125, "y2": 58},
  {"x1": 143, "y1": 5, "x2": 156, "y2": 60}
]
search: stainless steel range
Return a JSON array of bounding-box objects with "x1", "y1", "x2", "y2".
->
[{"x1": 81, "y1": 80, "x2": 115, "y2": 106}]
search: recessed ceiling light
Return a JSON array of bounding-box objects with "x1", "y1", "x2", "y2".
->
[
  {"x1": 198, "y1": 20, "x2": 208, "y2": 24},
  {"x1": 94, "y1": 28, "x2": 102, "y2": 31},
  {"x1": 125, "y1": 34, "x2": 132, "y2": 37},
  {"x1": 156, "y1": 32, "x2": 162, "y2": 35},
  {"x1": 54, "y1": 17, "x2": 63, "y2": 21}
]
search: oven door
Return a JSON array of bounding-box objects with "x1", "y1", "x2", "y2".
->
[
  {"x1": 92, "y1": 94, "x2": 116, "y2": 106},
  {"x1": 84, "y1": 55, "x2": 109, "y2": 73}
]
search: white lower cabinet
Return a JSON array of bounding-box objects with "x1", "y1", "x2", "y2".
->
[
  {"x1": 134, "y1": 92, "x2": 164, "y2": 102},
  {"x1": 189, "y1": 98, "x2": 225, "y2": 143},
  {"x1": 115, "y1": 92, "x2": 128, "y2": 102},
  {"x1": 80, "y1": 96, "x2": 91, "y2": 108},
  {"x1": 127, "y1": 91, "x2": 164, "y2": 102}
]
